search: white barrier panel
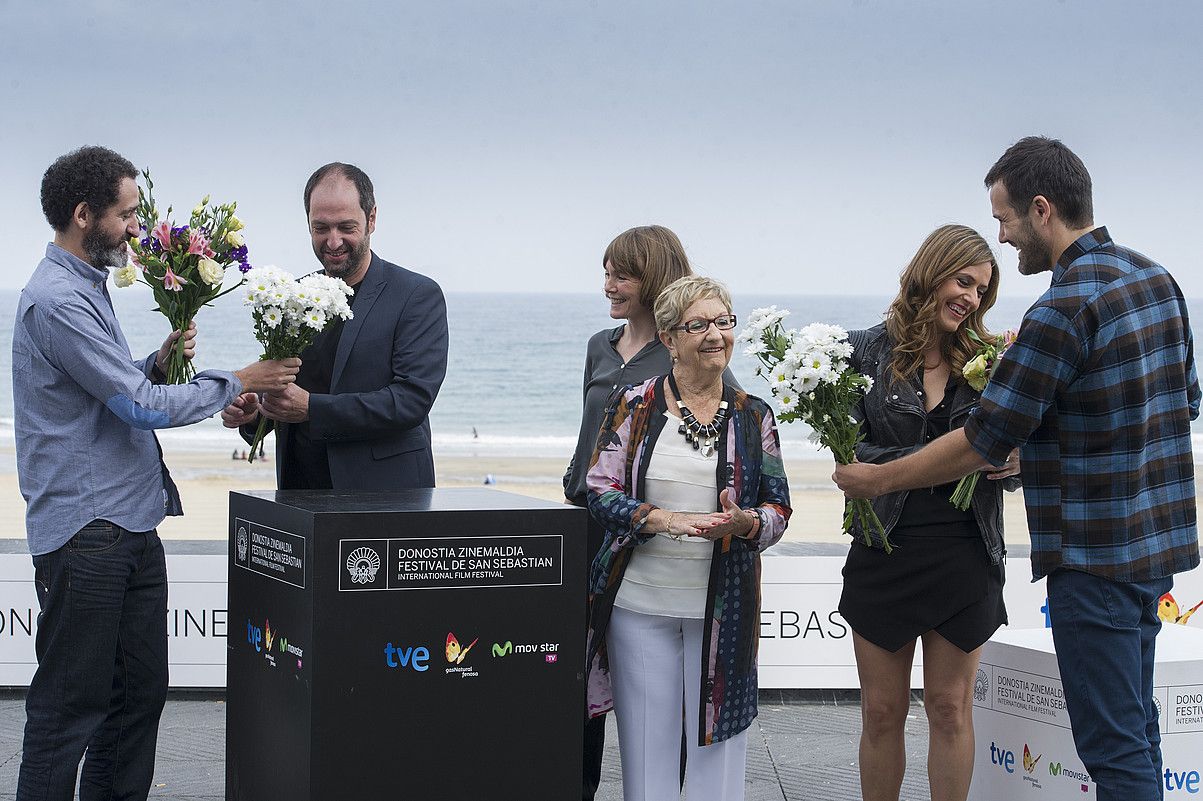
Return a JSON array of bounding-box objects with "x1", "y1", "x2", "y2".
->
[
  {"x1": 0, "y1": 554, "x2": 229, "y2": 688},
  {"x1": 1, "y1": 549, "x2": 1201, "y2": 688},
  {"x1": 968, "y1": 626, "x2": 1203, "y2": 801}
]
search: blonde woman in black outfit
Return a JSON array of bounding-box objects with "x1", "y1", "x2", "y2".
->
[{"x1": 840, "y1": 224, "x2": 1021, "y2": 801}]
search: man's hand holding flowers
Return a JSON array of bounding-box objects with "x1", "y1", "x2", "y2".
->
[
  {"x1": 230, "y1": 358, "x2": 303, "y2": 395},
  {"x1": 259, "y1": 384, "x2": 310, "y2": 423},
  {"x1": 152, "y1": 322, "x2": 197, "y2": 383}
]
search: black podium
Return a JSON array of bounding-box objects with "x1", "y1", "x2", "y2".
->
[{"x1": 226, "y1": 488, "x2": 586, "y2": 800}]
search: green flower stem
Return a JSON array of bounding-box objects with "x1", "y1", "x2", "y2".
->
[
  {"x1": 950, "y1": 471, "x2": 981, "y2": 511},
  {"x1": 246, "y1": 416, "x2": 269, "y2": 464}
]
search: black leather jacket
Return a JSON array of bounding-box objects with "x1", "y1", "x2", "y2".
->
[{"x1": 847, "y1": 324, "x2": 1018, "y2": 565}]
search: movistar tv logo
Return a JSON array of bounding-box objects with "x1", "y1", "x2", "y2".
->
[
  {"x1": 1048, "y1": 760, "x2": 1091, "y2": 786},
  {"x1": 491, "y1": 640, "x2": 559, "y2": 659}
]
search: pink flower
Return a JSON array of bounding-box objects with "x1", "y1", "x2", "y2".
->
[
  {"x1": 163, "y1": 266, "x2": 188, "y2": 291},
  {"x1": 187, "y1": 230, "x2": 211, "y2": 257},
  {"x1": 152, "y1": 221, "x2": 172, "y2": 249}
]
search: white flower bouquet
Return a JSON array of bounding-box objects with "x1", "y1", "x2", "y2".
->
[
  {"x1": 243, "y1": 267, "x2": 354, "y2": 463},
  {"x1": 740, "y1": 308, "x2": 891, "y2": 551}
]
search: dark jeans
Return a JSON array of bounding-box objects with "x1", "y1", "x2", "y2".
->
[
  {"x1": 17, "y1": 521, "x2": 169, "y2": 801},
  {"x1": 1048, "y1": 568, "x2": 1172, "y2": 801}
]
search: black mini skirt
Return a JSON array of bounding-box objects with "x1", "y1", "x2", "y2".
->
[{"x1": 837, "y1": 521, "x2": 1007, "y2": 653}]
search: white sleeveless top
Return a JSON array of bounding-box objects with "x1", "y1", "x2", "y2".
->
[{"x1": 614, "y1": 412, "x2": 718, "y2": 619}]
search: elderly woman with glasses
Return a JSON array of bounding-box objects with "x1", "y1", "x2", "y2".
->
[{"x1": 584, "y1": 275, "x2": 791, "y2": 801}]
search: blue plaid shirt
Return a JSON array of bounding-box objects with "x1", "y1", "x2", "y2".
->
[
  {"x1": 13, "y1": 244, "x2": 242, "y2": 555},
  {"x1": 966, "y1": 228, "x2": 1200, "y2": 582}
]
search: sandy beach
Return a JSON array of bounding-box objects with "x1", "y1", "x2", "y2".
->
[{"x1": 0, "y1": 442, "x2": 1037, "y2": 546}]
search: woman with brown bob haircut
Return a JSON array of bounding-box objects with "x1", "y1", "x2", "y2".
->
[
  {"x1": 839, "y1": 224, "x2": 1021, "y2": 801},
  {"x1": 564, "y1": 224, "x2": 699, "y2": 800}
]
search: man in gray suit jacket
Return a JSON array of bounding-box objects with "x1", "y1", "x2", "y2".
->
[{"x1": 222, "y1": 163, "x2": 448, "y2": 490}]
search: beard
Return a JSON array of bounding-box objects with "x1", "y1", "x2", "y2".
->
[
  {"x1": 1014, "y1": 217, "x2": 1054, "y2": 275},
  {"x1": 317, "y1": 237, "x2": 370, "y2": 280},
  {"x1": 82, "y1": 226, "x2": 130, "y2": 269}
]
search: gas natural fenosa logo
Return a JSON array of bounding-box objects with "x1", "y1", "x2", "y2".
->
[
  {"x1": 1023, "y1": 744, "x2": 1042, "y2": 773},
  {"x1": 445, "y1": 631, "x2": 480, "y2": 678},
  {"x1": 347, "y1": 546, "x2": 382, "y2": 584}
]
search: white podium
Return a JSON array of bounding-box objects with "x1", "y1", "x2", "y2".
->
[{"x1": 968, "y1": 625, "x2": 1203, "y2": 800}]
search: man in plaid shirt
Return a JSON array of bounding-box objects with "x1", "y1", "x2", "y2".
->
[{"x1": 835, "y1": 136, "x2": 1199, "y2": 801}]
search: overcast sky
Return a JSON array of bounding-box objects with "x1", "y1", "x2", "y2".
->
[{"x1": 3, "y1": 0, "x2": 1199, "y2": 298}]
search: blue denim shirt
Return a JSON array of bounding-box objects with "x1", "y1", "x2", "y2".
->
[{"x1": 13, "y1": 244, "x2": 243, "y2": 555}]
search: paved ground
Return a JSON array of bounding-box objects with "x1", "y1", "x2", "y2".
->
[{"x1": 0, "y1": 690, "x2": 936, "y2": 800}]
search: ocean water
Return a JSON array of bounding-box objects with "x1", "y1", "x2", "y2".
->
[{"x1": 1, "y1": 286, "x2": 1201, "y2": 467}]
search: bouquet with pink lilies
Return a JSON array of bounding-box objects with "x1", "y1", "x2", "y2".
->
[{"x1": 123, "y1": 170, "x2": 252, "y2": 383}]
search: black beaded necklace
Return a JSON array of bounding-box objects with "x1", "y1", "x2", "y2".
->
[{"x1": 667, "y1": 370, "x2": 728, "y2": 458}]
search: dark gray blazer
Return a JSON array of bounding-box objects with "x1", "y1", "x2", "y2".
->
[{"x1": 248, "y1": 253, "x2": 448, "y2": 490}]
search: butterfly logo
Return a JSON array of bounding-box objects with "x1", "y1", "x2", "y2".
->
[
  {"x1": 445, "y1": 632, "x2": 479, "y2": 665},
  {"x1": 264, "y1": 620, "x2": 275, "y2": 652},
  {"x1": 1023, "y1": 744, "x2": 1042, "y2": 773},
  {"x1": 1158, "y1": 592, "x2": 1203, "y2": 625}
]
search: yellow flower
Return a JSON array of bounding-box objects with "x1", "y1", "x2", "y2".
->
[
  {"x1": 963, "y1": 354, "x2": 990, "y2": 392},
  {"x1": 228, "y1": 215, "x2": 245, "y2": 231},
  {"x1": 114, "y1": 264, "x2": 139, "y2": 288},
  {"x1": 226, "y1": 229, "x2": 245, "y2": 248},
  {"x1": 198, "y1": 257, "x2": 225, "y2": 287}
]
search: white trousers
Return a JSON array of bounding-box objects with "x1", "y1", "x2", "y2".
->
[{"x1": 607, "y1": 606, "x2": 748, "y2": 801}]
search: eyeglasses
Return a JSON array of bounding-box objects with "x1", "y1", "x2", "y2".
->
[{"x1": 670, "y1": 314, "x2": 738, "y2": 334}]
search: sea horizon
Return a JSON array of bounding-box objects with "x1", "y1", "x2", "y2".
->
[{"x1": 2, "y1": 287, "x2": 1202, "y2": 467}]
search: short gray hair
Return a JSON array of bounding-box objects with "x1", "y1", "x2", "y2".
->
[{"x1": 653, "y1": 276, "x2": 733, "y2": 333}]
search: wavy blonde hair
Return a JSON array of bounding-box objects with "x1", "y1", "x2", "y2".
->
[{"x1": 884, "y1": 224, "x2": 999, "y2": 384}]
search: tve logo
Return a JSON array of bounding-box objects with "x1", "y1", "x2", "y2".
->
[
  {"x1": 383, "y1": 642, "x2": 431, "y2": 672},
  {"x1": 1165, "y1": 768, "x2": 1201, "y2": 794},
  {"x1": 990, "y1": 742, "x2": 1016, "y2": 773},
  {"x1": 247, "y1": 619, "x2": 263, "y2": 652}
]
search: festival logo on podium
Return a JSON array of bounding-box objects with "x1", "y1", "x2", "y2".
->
[
  {"x1": 973, "y1": 668, "x2": 989, "y2": 703},
  {"x1": 339, "y1": 540, "x2": 387, "y2": 590},
  {"x1": 236, "y1": 526, "x2": 249, "y2": 565},
  {"x1": 347, "y1": 547, "x2": 382, "y2": 584}
]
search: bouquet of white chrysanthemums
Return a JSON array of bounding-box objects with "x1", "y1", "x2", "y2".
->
[
  {"x1": 740, "y1": 308, "x2": 891, "y2": 551},
  {"x1": 243, "y1": 266, "x2": 354, "y2": 463}
]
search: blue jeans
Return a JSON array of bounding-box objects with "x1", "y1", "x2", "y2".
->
[
  {"x1": 1048, "y1": 568, "x2": 1172, "y2": 801},
  {"x1": 17, "y1": 521, "x2": 169, "y2": 801}
]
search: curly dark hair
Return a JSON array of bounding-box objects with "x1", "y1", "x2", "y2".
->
[{"x1": 40, "y1": 146, "x2": 138, "y2": 232}]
